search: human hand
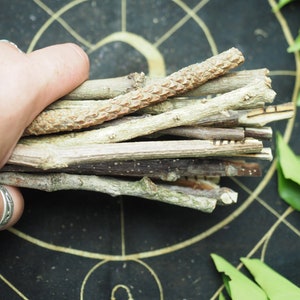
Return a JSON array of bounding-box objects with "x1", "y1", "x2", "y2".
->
[{"x1": 0, "y1": 40, "x2": 90, "y2": 230}]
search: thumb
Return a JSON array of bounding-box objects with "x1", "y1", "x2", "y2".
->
[
  {"x1": 26, "y1": 43, "x2": 90, "y2": 122},
  {"x1": 0, "y1": 186, "x2": 24, "y2": 231},
  {"x1": 0, "y1": 42, "x2": 90, "y2": 167}
]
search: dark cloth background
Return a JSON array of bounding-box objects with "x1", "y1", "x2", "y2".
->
[{"x1": 0, "y1": 1, "x2": 299, "y2": 299}]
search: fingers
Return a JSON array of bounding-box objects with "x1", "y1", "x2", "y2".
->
[
  {"x1": 0, "y1": 42, "x2": 90, "y2": 167},
  {"x1": 26, "y1": 43, "x2": 90, "y2": 120},
  {"x1": 0, "y1": 185, "x2": 24, "y2": 231},
  {"x1": 0, "y1": 42, "x2": 90, "y2": 229}
]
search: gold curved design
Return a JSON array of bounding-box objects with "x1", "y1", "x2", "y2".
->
[
  {"x1": 88, "y1": 31, "x2": 166, "y2": 77},
  {"x1": 2, "y1": 0, "x2": 299, "y2": 298},
  {"x1": 8, "y1": 0, "x2": 299, "y2": 262},
  {"x1": 80, "y1": 259, "x2": 163, "y2": 299}
]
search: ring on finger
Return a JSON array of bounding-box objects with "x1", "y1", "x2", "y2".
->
[{"x1": 0, "y1": 185, "x2": 14, "y2": 228}]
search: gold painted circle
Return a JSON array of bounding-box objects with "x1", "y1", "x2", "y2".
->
[{"x1": 11, "y1": 0, "x2": 297, "y2": 263}]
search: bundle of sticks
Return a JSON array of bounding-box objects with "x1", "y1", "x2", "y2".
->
[{"x1": 0, "y1": 48, "x2": 295, "y2": 213}]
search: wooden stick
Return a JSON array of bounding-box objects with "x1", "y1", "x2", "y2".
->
[
  {"x1": 156, "y1": 126, "x2": 245, "y2": 140},
  {"x1": 2, "y1": 159, "x2": 262, "y2": 180},
  {"x1": 8, "y1": 139, "x2": 264, "y2": 169},
  {"x1": 21, "y1": 80, "x2": 275, "y2": 147},
  {"x1": 24, "y1": 48, "x2": 244, "y2": 136},
  {"x1": 181, "y1": 68, "x2": 270, "y2": 97},
  {"x1": 238, "y1": 102, "x2": 295, "y2": 126},
  {"x1": 156, "y1": 126, "x2": 272, "y2": 140},
  {"x1": 63, "y1": 72, "x2": 146, "y2": 99},
  {"x1": 0, "y1": 172, "x2": 218, "y2": 212},
  {"x1": 161, "y1": 184, "x2": 238, "y2": 205},
  {"x1": 61, "y1": 69, "x2": 268, "y2": 100},
  {"x1": 244, "y1": 127, "x2": 272, "y2": 140}
]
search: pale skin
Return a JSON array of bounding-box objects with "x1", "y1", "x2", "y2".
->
[{"x1": 0, "y1": 41, "x2": 90, "y2": 230}]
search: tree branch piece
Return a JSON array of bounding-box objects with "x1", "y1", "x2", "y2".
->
[
  {"x1": 21, "y1": 80, "x2": 275, "y2": 147},
  {"x1": 2, "y1": 159, "x2": 262, "y2": 180},
  {"x1": 0, "y1": 172, "x2": 218, "y2": 212},
  {"x1": 9, "y1": 139, "x2": 264, "y2": 169},
  {"x1": 63, "y1": 72, "x2": 146, "y2": 99},
  {"x1": 24, "y1": 47, "x2": 244, "y2": 136}
]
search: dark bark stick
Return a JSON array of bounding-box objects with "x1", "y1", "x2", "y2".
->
[{"x1": 2, "y1": 159, "x2": 262, "y2": 180}]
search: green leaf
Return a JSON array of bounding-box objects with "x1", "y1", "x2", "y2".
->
[
  {"x1": 211, "y1": 254, "x2": 267, "y2": 300},
  {"x1": 277, "y1": 162, "x2": 300, "y2": 210},
  {"x1": 276, "y1": 132, "x2": 300, "y2": 185},
  {"x1": 241, "y1": 258, "x2": 300, "y2": 300},
  {"x1": 287, "y1": 31, "x2": 300, "y2": 53},
  {"x1": 272, "y1": 0, "x2": 296, "y2": 11}
]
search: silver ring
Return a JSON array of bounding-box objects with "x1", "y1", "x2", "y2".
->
[{"x1": 0, "y1": 185, "x2": 14, "y2": 228}]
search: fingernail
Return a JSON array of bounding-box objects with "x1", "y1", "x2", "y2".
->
[{"x1": 0, "y1": 39, "x2": 24, "y2": 53}]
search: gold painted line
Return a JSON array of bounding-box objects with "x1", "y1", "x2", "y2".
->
[
  {"x1": 231, "y1": 177, "x2": 300, "y2": 237},
  {"x1": 154, "y1": 0, "x2": 211, "y2": 48},
  {"x1": 33, "y1": 0, "x2": 93, "y2": 49},
  {"x1": 87, "y1": 31, "x2": 166, "y2": 77},
  {"x1": 80, "y1": 259, "x2": 164, "y2": 299},
  {"x1": 8, "y1": 227, "x2": 122, "y2": 260},
  {"x1": 8, "y1": 164, "x2": 278, "y2": 262},
  {"x1": 258, "y1": 198, "x2": 300, "y2": 237},
  {"x1": 121, "y1": 0, "x2": 127, "y2": 32},
  {"x1": 80, "y1": 259, "x2": 109, "y2": 299},
  {"x1": 111, "y1": 284, "x2": 133, "y2": 299},
  {"x1": 269, "y1": 70, "x2": 297, "y2": 76},
  {"x1": 173, "y1": 0, "x2": 218, "y2": 55},
  {"x1": 120, "y1": 198, "x2": 126, "y2": 256},
  {"x1": 210, "y1": 206, "x2": 294, "y2": 300},
  {"x1": 268, "y1": 0, "x2": 300, "y2": 143},
  {"x1": 131, "y1": 259, "x2": 164, "y2": 300},
  {"x1": 28, "y1": 0, "x2": 89, "y2": 53},
  {"x1": 0, "y1": 274, "x2": 29, "y2": 300},
  {"x1": 260, "y1": 207, "x2": 294, "y2": 261}
]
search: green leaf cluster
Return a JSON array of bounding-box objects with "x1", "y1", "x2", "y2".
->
[
  {"x1": 211, "y1": 254, "x2": 300, "y2": 300},
  {"x1": 276, "y1": 132, "x2": 300, "y2": 211}
]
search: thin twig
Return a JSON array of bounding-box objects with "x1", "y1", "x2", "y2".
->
[
  {"x1": 161, "y1": 184, "x2": 238, "y2": 206},
  {"x1": 24, "y1": 47, "x2": 244, "y2": 136},
  {"x1": 62, "y1": 69, "x2": 268, "y2": 100},
  {"x1": 181, "y1": 68, "x2": 270, "y2": 97},
  {"x1": 21, "y1": 80, "x2": 275, "y2": 147},
  {"x1": 9, "y1": 138, "x2": 264, "y2": 169},
  {"x1": 63, "y1": 72, "x2": 146, "y2": 99},
  {"x1": 0, "y1": 172, "x2": 218, "y2": 212},
  {"x1": 2, "y1": 159, "x2": 262, "y2": 180},
  {"x1": 156, "y1": 126, "x2": 272, "y2": 140}
]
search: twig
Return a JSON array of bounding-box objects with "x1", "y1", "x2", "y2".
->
[
  {"x1": 156, "y1": 126, "x2": 272, "y2": 140},
  {"x1": 2, "y1": 159, "x2": 262, "y2": 180},
  {"x1": 181, "y1": 68, "x2": 270, "y2": 97},
  {"x1": 0, "y1": 172, "x2": 218, "y2": 212},
  {"x1": 238, "y1": 102, "x2": 295, "y2": 126},
  {"x1": 62, "y1": 69, "x2": 268, "y2": 100},
  {"x1": 21, "y1": 80, "x2": 276, "y2": 147},
  {"x1": 63, "y1": 72, "x2": 146, "y2": 99},
  {"x1": 24, "y1": 47, "x2": 244, "y2": 136},
  {"x1": 8, "y1": 139, "x2": 264, "y2": 169},
  {"x1": 161, "y1": 184, "x2": 238, "y2": 206},
  {"x1": 157, "y1": 126, "x2": 245, "y2": 140}
]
